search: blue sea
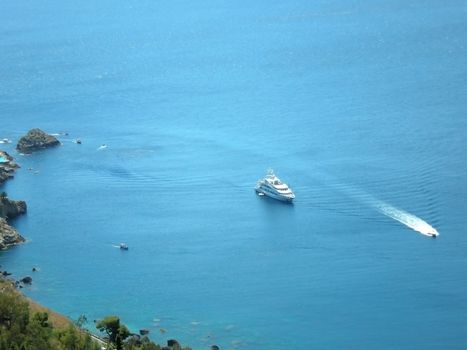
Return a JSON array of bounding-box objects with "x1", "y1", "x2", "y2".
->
[{"x1": 1, "y1": 1, "x2": 467, "y2": 349}]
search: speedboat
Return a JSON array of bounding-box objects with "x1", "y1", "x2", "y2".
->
[
  {"x1": 255, "y1": 169, "x2": 295, "y2": 202},
  {"x1": 427, "y1": 228, "x2": 439, "y2": 238},
  {"x1": 120, "y1": 243, "x2": 129, "y2": 250}
]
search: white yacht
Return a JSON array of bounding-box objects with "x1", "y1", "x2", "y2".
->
[{"x1": 255, "y1": 169, "x2": 295, "y2": 202}]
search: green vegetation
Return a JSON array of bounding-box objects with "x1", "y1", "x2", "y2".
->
[
  {"x1": 0, "y1": 279, "x2": 192, "y2": 350},
  {"x1": 0, "y1": 282, "x2": 99, "y2": 350},
  {"x1": 96, "y1": 316, "x2": 130, "y2": 349}
]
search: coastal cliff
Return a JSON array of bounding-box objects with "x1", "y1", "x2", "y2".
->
[
  {"x1": 16, "y1": 128, "x2": 60, "y2": 153},
  {"x1": 0, "y1": 194, "x2": 26, "y2": 249},
  {"x1": 0, "y1": 151, "x2": 26, "y2": 249},
  {"x1": 0, "y1": 218, "x2": 25, "y2": 250}
]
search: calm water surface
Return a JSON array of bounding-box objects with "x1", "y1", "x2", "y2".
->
[{"x1": 1, "y1": 1, "x2": 467, "y2": 349}]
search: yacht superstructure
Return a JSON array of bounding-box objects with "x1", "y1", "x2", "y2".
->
[{"x1": 255, "y1": 169, "x2": 295, "y2": 202}]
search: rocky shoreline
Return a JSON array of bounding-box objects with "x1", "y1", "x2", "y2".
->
[
  {"x1": 0, "y1": 150, "x2": 27, "y2": 249},
  {"x1": 0, "y1": 129, "x2": 207, "y2": 349},
  {"x1": 0, "y1": 128, "x2": 59, "y2": 249}
]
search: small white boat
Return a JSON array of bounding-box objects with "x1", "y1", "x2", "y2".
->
[
  {"x1": 120, "y1": 243, "x2": 129, "y2": 250},
  {"x1": 255, "y1": 169, "x2": 295, "y2": 202}
]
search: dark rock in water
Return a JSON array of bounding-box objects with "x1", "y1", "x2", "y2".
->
[
  {"x1": 139, "y1": 329, "x2": 149, "y2": 336},
  {"x1": 211, "y1": 346, "x2": 220, "y2": 350},
  {"x1": 0, "y1": 218, "x2": 25, "y2": 250},
  {"x1": 21, "y1": 276, "x2": 32, "y2": 284},
  {"x1": 2, "y1": 270, "x2": 11, "y2": 276},
  {"x1": 32, "y1": 267, "x2": 37, "y2": 272},
  {"x1": 16, "y1": 128, "x2": 60, "y2": 153},
  {"x1": 167, "y1": 339, "x2": 180, "y2": 347}
]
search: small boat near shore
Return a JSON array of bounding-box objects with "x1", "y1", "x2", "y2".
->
[{"x1": 255, "y1": 169, "x2": 295, "y2": 202}]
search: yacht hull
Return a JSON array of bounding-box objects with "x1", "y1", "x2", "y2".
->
[{"x1": 255, "y1": 187, "x2": 294, "y2": 202}]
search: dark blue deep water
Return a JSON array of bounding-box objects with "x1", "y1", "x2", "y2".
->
[{"x1": 1, "y1": 1, "x2": 467, "y2": 349}]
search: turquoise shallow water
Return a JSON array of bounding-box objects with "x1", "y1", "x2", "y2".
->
[{"x1": 1, "y1": 1, "x2": 467, "y2": 349}]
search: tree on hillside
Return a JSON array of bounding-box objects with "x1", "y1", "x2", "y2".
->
[{"x1": 96, "y1": 316, "x2": 130, "y2": 347}]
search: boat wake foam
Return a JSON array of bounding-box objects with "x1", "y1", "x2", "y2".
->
[
  {"x1": 299, "y1": 168, "x2": 439, "y2": 237},
  {"x1": 374, "y1": 201, "x2": 439, "y2": 237},
  {"x1": 319, "y1": 175, "x2": 439, "y2": 237}
]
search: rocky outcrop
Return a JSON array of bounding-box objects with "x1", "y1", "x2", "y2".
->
[
  {"x1": 16, "y1": 128, "x2": 60, "y2": 153},
  {"x1": 0, "y1": 196, "x2": 27, "y2": 219},
  {"x1": 0, "y1": 218, "x2": 25, "y2": 250},
  {"x1": 0, "y1": 151, "x2": 19, "y2": 185}
]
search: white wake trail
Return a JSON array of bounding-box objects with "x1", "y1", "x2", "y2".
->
[
  {"x1": 301, "y1": 169, "x2": 439, "y2": 237},
  {"x1": 374, "y1": 202, "x2": 439, "y2": 237},
  {"x1": 322, "y1": 178, "x2": 439, "y2": 237}
]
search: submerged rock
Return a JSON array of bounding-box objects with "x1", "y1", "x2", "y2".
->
[
  {"x1": 16, "y1": 128, "x2": 60, "y2": 153},
  {"x1": 0, "y1": 218, "x2": 25, "y2": 250},
  {"x1": 139, "y1": 329, "x2": 149, "y2": 336}
]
